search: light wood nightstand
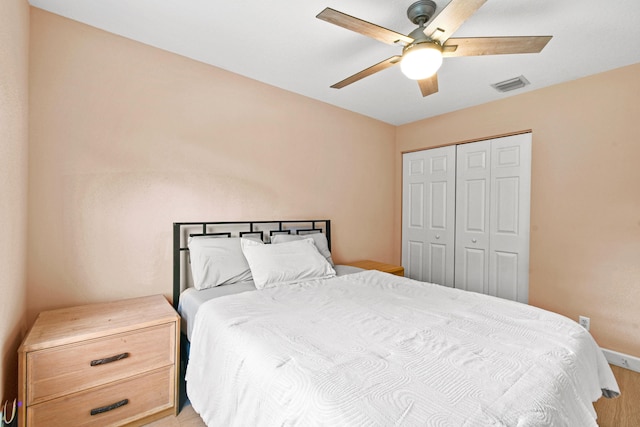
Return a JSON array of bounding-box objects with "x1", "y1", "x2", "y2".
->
[
  {"x1": 345, "y1": 260, "x2": 405, "y2": 277},
  {"x1": 18, "y1": 295, "x2": 180, "y2": 427}
]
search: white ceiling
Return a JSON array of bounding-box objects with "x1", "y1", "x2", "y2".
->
[{"x1": 29, "y1": 0, "x2": 640, "y2": 125}]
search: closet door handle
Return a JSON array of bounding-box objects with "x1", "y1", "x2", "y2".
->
[
  {"x1": 471, "y1": 238, "x2": 477, "y2": 243},
  {"x1": 435, "y1": 235, "x2": 441, "y2": 239}
]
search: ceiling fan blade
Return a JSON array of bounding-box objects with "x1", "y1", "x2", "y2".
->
[
  {"x1": 418, "y1": 74, "x2": 439, "y2": 97},
  {"x1": 331, "y1": 56, "x2": 402, "y2": 89},
  {"x1": 423, "y1": 0, "x2": 487, "y2": 43},
  {"x1": 442, "y1": 36, "x2": 553, "y2": 57},
  {"x1": 317, "y1": 8, "x2": 413, "y2": 46}
]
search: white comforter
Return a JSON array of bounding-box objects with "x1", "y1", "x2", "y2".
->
[{"x1": 186, "y1": 270, "x2": 618, "y2": 427}]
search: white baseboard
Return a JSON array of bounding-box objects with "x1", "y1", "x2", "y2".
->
[{"x1": 601, "y1": 348, "x2": 640, "y2": 373}]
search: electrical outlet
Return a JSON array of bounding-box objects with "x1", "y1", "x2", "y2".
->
[
  {"x1": 578, "y1": 316, "x2": 590, "y2": 331},
  {"x1": 602, "y1": 348, "x2": 640, "y2": 372}
]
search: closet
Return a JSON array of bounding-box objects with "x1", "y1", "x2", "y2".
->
[{"x1": 401, "y1": 133, "x2": 531, "y2": 303}]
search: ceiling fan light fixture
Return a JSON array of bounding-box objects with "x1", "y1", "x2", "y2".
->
[{"x1": 400, "y1": 42, "x2": 443, "y2": 80}]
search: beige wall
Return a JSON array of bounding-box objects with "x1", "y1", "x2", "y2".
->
[
  {"x1": 27, "y1": 9, "x2": 396, "y2": 320},
  {"x1": 0, "y1": 0, "x2": 29, "y2": 402},
  {"x1": 395, "y1": 63, "x2": 640, "y2": 357}
]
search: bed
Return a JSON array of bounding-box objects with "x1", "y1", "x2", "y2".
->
[{"x1": 173, "y1": 220, "x2": 619, "y2": 427}]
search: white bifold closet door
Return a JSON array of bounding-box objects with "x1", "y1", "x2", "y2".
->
[
  {"x1": 402, "y1": 145, "x2": 456, "y2": 287},
  {"x1": 402, "y1": 133, "x2": 531, "y2": 303}
]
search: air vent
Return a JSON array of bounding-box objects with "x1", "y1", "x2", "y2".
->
[{"x1": 491, "y1": 75, "x2": 530, "y2": 93}]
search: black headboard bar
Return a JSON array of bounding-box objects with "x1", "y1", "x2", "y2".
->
[
  {"x1": 239, "y1": 230, "x2": 264, "y2": 240},
  {"x1": 172, "y1": 220, "x2": 331, "y2": 309},
  {"x1": 172, "y1": 222, "x2": 181, "y2": 309},
  {"x1": 189, "y1": 232, "x2": 232, "y2": 238},
  {"x1": 269, "y1": 230, "x2": 292, "y2": 236}
]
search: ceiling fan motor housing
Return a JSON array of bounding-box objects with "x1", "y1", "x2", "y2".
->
[{"x1": 407, "y1": 0, "x2": 437, "y2": 26}]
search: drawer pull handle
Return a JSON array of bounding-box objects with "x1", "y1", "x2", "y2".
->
[
  {"x1": 90, "y1": 352, "x2": 129, "y2": 366},
  {"x1": 90, "y1": 398, "x2": 129, "y2": 416}
]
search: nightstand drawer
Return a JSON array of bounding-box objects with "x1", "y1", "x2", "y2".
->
[
  {"x1": 27, "y1": 365, "x2": 175, "y2": 427},
  {"x1": 27, "y1": 323, "x2": 176, "y2": 404}
]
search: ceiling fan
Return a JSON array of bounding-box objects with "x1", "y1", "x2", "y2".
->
[{"x1": 316, "y1": 0, "x2": 552, "y2": 97}]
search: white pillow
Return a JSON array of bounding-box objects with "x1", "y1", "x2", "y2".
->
[
  {"x1": 271, "y1": 232, "x2": 335, "y2": 266},
  {"x1": 188, "y1": 237, "x2": 256, "y2": 290},
  {"x1": 241, "y1": 237, "x2": 336, "y2": 289}
]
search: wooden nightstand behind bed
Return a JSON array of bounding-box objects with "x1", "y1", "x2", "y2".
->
[
  {"x1": 18, "y1": 295, "x2": 180, "y2": 427},
  {"x1": 344, "y1": 260, "x2": 405, "y2": 277}
]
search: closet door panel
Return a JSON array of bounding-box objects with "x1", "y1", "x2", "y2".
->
[
  {"x1": 489, "y1": 133, "x2": 531, "y2": 303},
  {"x1": 408, "y1": 182, "x2": 425, "y2": 228},
  {"x1": 462, "y1": 247, "x2": 487, "y2": 294},
  {"x1": 495, "y1": 177, "x2": 519, "y2": 234},
  {"x1": 455, "y1": 141, "x2": 491, "y2": 292},
  {"x1": 429, "y1": 243, "x2": 447, "y2": 285},
  {"x1": 494, "y1": 251, "x2": 519, "y2": 301},
  {"x1": 402, "y1": 146, "x2": 456, "y2": 285},
  {"x1": 403, "y1": 154, "x2": 427, "y2": 281},
  {"x1": 430, "y1": 181, "x2": 448, "y2": 229},
  {"x1": 464, "y1": 179, "x2": 487, "y2": 232},
  {"x1": 406, "y1": 241, "x2": 425, "y2": 281}
]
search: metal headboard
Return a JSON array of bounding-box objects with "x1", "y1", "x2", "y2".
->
[{"x1": 172, "y1": 220, "x2": 331, "y2": 309}]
